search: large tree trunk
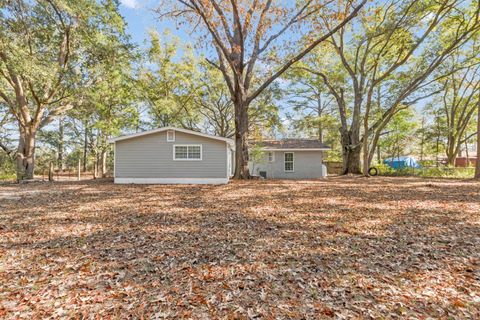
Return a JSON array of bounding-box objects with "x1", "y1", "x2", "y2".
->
[
  {"x1": 445, "y1": 134, "x2": 459, "y2": 166},
  {"x1": 475, "y1": 102, "x2": 480, "y2": 179},
  {"x1": 362, "y1": 139, "x2": 370, "y2": 176},
  {"x1": 340, "y1": 129, "x2": 362, "y2": 174},
  {"x1": 233, "y1": 99, "x2": 250, "y2": 179},
  {"x1": 16, "y1": 126, "x2": 36, "y2": 180},
  {"x1": 100, "y1": 149, "x2": 107, "y2": 178}
]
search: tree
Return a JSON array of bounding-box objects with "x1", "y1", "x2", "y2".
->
[
  {"x1": 195, "y1": 62, "x2": 235, "y2": 137},
  {"x1": 0, "y1": 102, "x2": 13, "y2": 157},
  {"x1": 301, "y1": 0, "x2": 480, "y2": 175},
  {"x1": 194, "y1": 61, "x2": 282, "y2": 138},
  {"x1": 138, "y1": 30, "x2": 200, "y2": 130},
  {"x1": 435, "y1": 54, "x2": 480, "y2": 165},
  {"x1": 76, "y1": 36, "x2": 138, "y2": 178},
  {"x1": 284, "y1": 64, "x2": 338, "y2": 143},
  {"x1": 158, "y1": 0, "x2": 367, "y2": 178},
  {"x1": 0, "y1": 0, "x2": 129, "y2": 180},
  {"x1": 36, "y1": 116, "x2": 75, "y2": 171},
  {"x1": 378, "y1": 109, "x2": 418, "y2": 160}
]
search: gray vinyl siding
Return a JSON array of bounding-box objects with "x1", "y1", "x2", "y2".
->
[
  {"x1": 251, "y1": 151, "x2": 325, "y2": 179},
  {"x1": 115, "y1": 131, "x2": 228, "y2": 178}
]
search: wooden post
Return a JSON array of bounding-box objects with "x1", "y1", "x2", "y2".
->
[
  {"x1": 78, "y1": 159, "x2": 81, "y2": 181},
  {"x1": 48, "y1": 162, "x2": 54, "y2": 181}
]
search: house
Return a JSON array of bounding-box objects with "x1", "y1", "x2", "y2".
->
[
  {"x1": 249, "y1": 139, "x2": 330, "y2": 179},
  {"x1": 109, "y1": 127, "x2": 234, "y2": 184}
]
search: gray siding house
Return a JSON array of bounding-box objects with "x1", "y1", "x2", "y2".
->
[
  {"x1": 109, "y1": 127, "x2": 234, "y2": 184},
  {"x1": 249, "y1": 139, "x2": 330, "y2": 179}
]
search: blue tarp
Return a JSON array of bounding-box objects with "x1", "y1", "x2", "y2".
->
[{"x1": 383, "y1": 156, "x2": 421, "y2": 169}]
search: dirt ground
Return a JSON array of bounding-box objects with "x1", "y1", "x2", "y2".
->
[{"x1": 0, "y1": 177, "x2": 479, "y2": 319}]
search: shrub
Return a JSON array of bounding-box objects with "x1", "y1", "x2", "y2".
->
[
  {"x1": 375, "y1": 164, "x2": 475, "y2": 179},
  {"x1": 369, "y1": 163, "x2": 395, "y2": 176},
  {"x1": 0, "y1": 154, "x2": 16, "y2": 181}
]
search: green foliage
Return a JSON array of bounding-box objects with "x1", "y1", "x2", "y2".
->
[
  {"x1": 194, "y1": 62, "x2": 234, "y2": 137},
  {"x1": 283, "y1": 57, "x2": 340, "y2": 148},
  {"x1": 138, "y1": 30, "x2": 200, "y2": 129},
  {"x1": 0, "y1": 154, "x2": 15, "y2": 181},
  {"x1": 34, "y1": 149, "x2": 57, "y2": 174},
  {"x1": 377, "y1": 165, "x2": 476, "y2": 179},
  {"x1": 249, "y1": 145, "x2": 266, "y2": 165},
  {"x1": 378, "y1": 109, "x2": 418, "y2": 159},
  {"x1": 0, "y1": 0, "x2": 129, "y2": 121},
  {"x1": 370, "y1": 163, "x2": 396, "y2": 175},
  {"x1": 0, "y1": 0, "x2": 138, "y2": 178},
  {"x1": 249, "y1": 82, "x2": 283, "y2": 137},
  {"x1": 1, "y1": 0, "x2": 478, "y2": 180}
]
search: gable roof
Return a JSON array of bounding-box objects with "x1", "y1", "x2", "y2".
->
[
  {"x1": 257, "y1": 139, "x2": 330, "y2": 151},
  {"x1": 108, "y1": 126, "x2": 234, "y2": 145}
]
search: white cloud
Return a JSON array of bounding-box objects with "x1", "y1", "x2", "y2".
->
[{"x1": 120, "y1": 0, "x2": 139, "y2": 9}]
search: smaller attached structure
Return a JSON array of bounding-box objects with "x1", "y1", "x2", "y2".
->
[
  {"x1": 109, "y1": 127, "x2": 234, "y2": 184},
  {"x1": 249, "y1": 139, "x2": 330, "y2": 179}
]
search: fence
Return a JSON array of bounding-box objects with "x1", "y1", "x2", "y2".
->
[
  {"x1": 1, "y1": 160, "x2": 112, "y2": 184},
  {"x1": 324, "y1": 161, "x2": 343, "y2": 175}
]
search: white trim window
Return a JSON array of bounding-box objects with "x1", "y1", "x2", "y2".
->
[
  {"x1": 268, "y1": 152, "x2": 275, "y2": 162},
  {"x1": 167, "y1": 130, "x2": 175, "y2": 142},
  {"x1": 173, "y1": 144, "x2": 202, "y2": 160},
  {"x1": 284, "y1": 152, "x2": 294, "y2": 172}
]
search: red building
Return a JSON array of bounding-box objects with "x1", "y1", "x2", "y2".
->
[{"x1": 455, "y1": 157, "x2": 478, "y2": 168}]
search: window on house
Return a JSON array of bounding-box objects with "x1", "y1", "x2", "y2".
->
[
  {"x1": 284, "y1": 152, "x2": 294, "y2": 171},
  {"x1": 268, "y1": 152, "x2": 274, "y2": 162},
  {"x1": 167, "y1": 130, "x2": 175, "y2": 142},
  {"x1": 174, "y1": 145, "x2": 202, "y2": 160}
]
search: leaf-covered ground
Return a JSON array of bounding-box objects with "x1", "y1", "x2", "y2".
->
[{"x1": 1, "y1": 177, "x2": 479, "y2": 319}]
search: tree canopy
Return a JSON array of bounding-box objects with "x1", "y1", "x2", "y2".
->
[{"x1": 0, "y1": 0, "x2": 479, "y2": 180}]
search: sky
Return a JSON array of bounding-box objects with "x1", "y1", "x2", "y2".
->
[
  {"x1": 118, "y1": 0, "x2": 193, "y2": 49},
  {"x1": 118, "y1": 0, "x2": 163, "y2": 47}
]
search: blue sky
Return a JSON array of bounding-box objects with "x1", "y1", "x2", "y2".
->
[
  {"x1": 119, "y1": 0, "x2": 160, "y2": 46},
  {"x1": 119, "y1": 0, "x2": 188, "y2": 48}
]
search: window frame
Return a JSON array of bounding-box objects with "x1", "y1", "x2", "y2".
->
[
  {"x1": 167, "y1": 130, "x2": 175, "y2": 142},
  {"x1": 284, "y1": 152, "x2": 294, "y2": 172},
  {"x1": 268, "y1": 152, "x2": 275, "y2": 162},
  {"x1": 173, "y1": 144, "x2": 202, "y2": 161}
]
